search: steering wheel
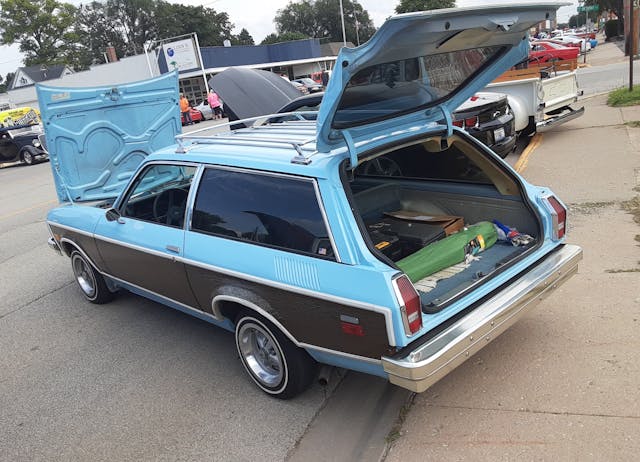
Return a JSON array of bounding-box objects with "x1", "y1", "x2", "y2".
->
[
  {"x1": 152, "y1": 188, "x2": 189, "y2": 226},
  {"x1": 362, "y1": 157, "x2": 402, "y2": 177}
]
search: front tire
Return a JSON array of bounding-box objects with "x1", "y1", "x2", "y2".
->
[
  {"x1": 70, "y1": 250, "x2": 114, "y2": 304},
  {"x1": 235, "y1": 312, "x2": 316, "y2": 399},
  {"x1": 21, "y1": 149, "x2": 34, "y2": 165}
]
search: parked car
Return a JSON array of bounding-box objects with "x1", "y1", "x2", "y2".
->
[
  {"x1": 290, "y1": 80, "x2": 309, "y2": 95},
  {"x1": 39, "y1": 3, "x2": 581, "y2": 399},
  {"x1": 548, "y1": 35, "x2": 590, "y2": 52},
  {"x1": 193, "y1": 100, "x2": 214, "y2": 120},
  {"x1": 271, "y1": 91, "x2": 516, "y2": 158},
  {"x1": 530, "y1": 41, "x2": 580, "y2": 62},
  {"x1": 293, "y1": 78, "x2": 324, "y2": 93},
  {"x1": 0, "y1": 124, "x2": 48, "y2": 165},
  {"x1": 180, "y1": 107, "x2": 203, "y2": 125}
]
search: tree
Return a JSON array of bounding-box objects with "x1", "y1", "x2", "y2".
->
[
  {"x1": 275, "y1": 0, "x2": 375, "y2": 45},
  {"x1": 234, "y1": 29, "x2": 255, "y2": 46},
  {"x1": 261, "y1": 32, "x2": 309, "y2": 45},
  {"x1": 395, "y1": 0, "x2": 455, "y2": 14},
  {"x1": 0, "y1": 0, "x2": 79, "y2": 67},
  {"x1": 154, "y1": 2, "x2": 234, "y2": 47}
]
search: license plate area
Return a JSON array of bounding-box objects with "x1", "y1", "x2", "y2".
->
[{"x1": 494, "y1": 127, "x2": 506, "y2": 142}]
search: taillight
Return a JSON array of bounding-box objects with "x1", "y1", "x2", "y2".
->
[
  {"x1": 452, "y1": 119, "x2": 464, "y2": 128},
  {"x1": 464, "y1": 116, "x2": 479, "y2": 128},
  {"x1": 544, "y1": 195, "x2": 567, "y2": 240},
  {"x1": 393, "y1": 275, "x2": 422, "y2": 336}
]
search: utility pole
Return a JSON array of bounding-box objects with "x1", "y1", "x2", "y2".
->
[{"x1": 339, "y1": 0, "x2": 347, "y2": 47}]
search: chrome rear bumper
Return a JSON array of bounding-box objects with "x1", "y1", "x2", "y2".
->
[
  {"x1": 536, "y1": 106, "x2": 584, "y2": 132},
  {"x1": 382, "y1": 244, "x2": 582, "y2": 393}
]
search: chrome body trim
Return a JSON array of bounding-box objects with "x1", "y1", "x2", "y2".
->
[
  {"x1": 49, "y1": 221, "x2": 397, "y2": 346},
  {"x1": 47, "y1": 236, "x2": 62, "y2": 255},
  {"x1": 536, "y1": 106, "x2": 584, "y2": 133},
  {"x1": 382, "y1": 244, "x2": 582, "y2": 393},
  {"x1": 48, "y1": 220, "x2": 395, "y2": 345}
]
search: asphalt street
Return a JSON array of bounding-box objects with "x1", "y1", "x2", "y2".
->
[{"x1": 0, "y1": 161, "x2": 338, "y2": 460}]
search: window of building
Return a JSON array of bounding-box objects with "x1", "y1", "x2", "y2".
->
[{"x1": 192, "y1": 168, "x2": 335, "y2": 259}]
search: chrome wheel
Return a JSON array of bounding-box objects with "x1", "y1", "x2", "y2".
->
[
  {"x1": 22, "y1": 151, "x2": 33, "y2": 165},
  {"x1": 72, "y1": 253, "x2": 96, "y2": 298},
  {"x1": 237, "y1": 321, "x2": 284, "y2": 388}
]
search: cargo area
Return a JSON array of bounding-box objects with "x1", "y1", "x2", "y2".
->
[{"x1": 346, "y1": 134, "x2": 541, "y2": 312}]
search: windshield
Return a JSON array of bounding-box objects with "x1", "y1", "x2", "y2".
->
[
  {"x1": 298, "y1": 78, "x2": 317, "y2": 85},
  {"x1": 332, "y1": 45, "x2": 505, "y2": 128}
]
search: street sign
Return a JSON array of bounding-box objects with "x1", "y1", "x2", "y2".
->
[{"x1": 577, "y1": 5, "x2": 599, "y2": 12}]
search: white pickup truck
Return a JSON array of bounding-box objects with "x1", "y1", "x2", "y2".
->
[{"x1": 486, "y1": 68, "x2": 584, "y2": 134}]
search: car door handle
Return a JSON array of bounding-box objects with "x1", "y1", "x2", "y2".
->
[{"x1": 165, "y1": 245, "x2": 180, "y2": 254}]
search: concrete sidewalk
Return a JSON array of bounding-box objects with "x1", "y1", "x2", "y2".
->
[{"x1": 385, "y1": 87, "x2": 640, "y2": 460}]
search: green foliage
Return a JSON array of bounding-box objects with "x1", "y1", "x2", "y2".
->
[
  {"x1": 607, "y1": 86, "x2": 640, "y2": 107},
  {"x1": 0, "y1": 0, "x2": 79, "y2": 67},
  {"x1": 234, "y1": 29, "x2": 255, "y2": 46},
  {"x1": 275, "y1": 0, "x2": 376, "y2": 45},
  {"x1": 604, "y1": 19, "x2": 620, "y2": 39},
  {"x1": 261, "y1": 32, "x2": 309, "y2": 45},
  {"x1": 395, "y1": 0, "x2": 455, "y2": 14}
]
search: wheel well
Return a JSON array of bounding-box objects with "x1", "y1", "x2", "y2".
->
[{"x1": 216, "y1": 299, "x2": 247, "y2": 324}]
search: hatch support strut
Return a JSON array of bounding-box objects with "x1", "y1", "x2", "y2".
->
[{"x1": 342, "y1": 129, "x2": 358, "y2": 170}]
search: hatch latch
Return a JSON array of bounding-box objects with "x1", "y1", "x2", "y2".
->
[{"x1": 104, "y1": 88, "x2": 120, "y2": 102}]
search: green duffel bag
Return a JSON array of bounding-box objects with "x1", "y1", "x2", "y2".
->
[{"x1": 397, "y1": 221, "x2": 498, "y2": 283}]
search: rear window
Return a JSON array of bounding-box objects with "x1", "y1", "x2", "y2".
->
[{"x1": 333, "y1": 46, "x2": 505, "y2": 128}]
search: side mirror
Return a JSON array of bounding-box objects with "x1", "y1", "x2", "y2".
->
[{"x1": 105, "y1": 208, "x2": 124, "y2": 223}]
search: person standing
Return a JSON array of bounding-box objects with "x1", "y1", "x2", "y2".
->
[
  {"x1": 207, "y1": 89, "x2": 223, "y2": 120},
  {"x1": 180, "y1": 93, "x2": 192, "y2": 125}
]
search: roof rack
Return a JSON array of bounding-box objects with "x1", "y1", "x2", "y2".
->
[{"x1": 174, "y1": 111, "x2": 321, "y2": 165}]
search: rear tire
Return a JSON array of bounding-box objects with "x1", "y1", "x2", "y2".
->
[
  {"x1": 235, "y1": 311, "x2": 316, "y2": 399},
  {"x1": 70, "y1": 250, "x2": 114, "y2": 304}
]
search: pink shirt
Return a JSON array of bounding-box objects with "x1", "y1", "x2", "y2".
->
[{"x1": 208, "y1": 92, "x2": 221, "y2": 108}]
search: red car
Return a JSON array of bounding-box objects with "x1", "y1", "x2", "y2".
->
[
  {"x1": 530, "y1": 41, "x2": 580, "y2": 63},
  {"x1": 180, "y1": 107, "x2": 203, "y2": 125}
]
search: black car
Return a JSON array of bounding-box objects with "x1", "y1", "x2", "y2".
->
[
  {"x1": 0, "y1": 124, "x2": 49, "y2": 165},
  {"x1": 276, "y1": 93, "x2": 517, "y2": 158},
  {"x1": 451, "y1": 92, "x2": 517, "y2": 158}
]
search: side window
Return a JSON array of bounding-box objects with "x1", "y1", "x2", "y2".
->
[
  {"x1": 121, "y1": 164, "x2": 197, "y2": 228},
  {"x1": 192, "y1": 168, "x2": 335, "y2": 259}
]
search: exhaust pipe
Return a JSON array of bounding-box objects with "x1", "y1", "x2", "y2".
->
[{"x1": 317, "y1": 365, "x2": 334, "y2": 386}]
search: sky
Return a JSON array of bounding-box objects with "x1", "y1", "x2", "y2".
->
[{"x1": 0, "y1": 0, "x2": 580, "y2": 79}]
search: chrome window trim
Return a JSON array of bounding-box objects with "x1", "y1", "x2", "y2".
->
[
  {"x1": 113, "y1": 160, "x2": 200, "y2": 212},
  {"x1": 190, "y1": 164, "x2": 340, "y2": 262}
]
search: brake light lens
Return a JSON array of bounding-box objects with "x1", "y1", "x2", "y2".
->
[
  {"x1": 452, "y1": 119, "x2": 464, "y2": 128},
  {"x1": 393, "y1": 276, "x2": 422, "y2": 336},
  {"x1": 464, "y1": 116, "x2": 479, "y2": 128},
  {"x1": 544, "y1": 195, "x2": 567, "y2": 240}
]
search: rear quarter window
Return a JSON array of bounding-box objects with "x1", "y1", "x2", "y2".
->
[{"x1": 191, "y1": 168, "x2": 335, "y2": 259}]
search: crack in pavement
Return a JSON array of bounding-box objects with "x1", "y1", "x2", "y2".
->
[
  {"x1": 424, "y1": 403, "x2": 640, "y2": 420},
  {"x1": 0, "y1": 281, "x2": 74, "y2": 321}
]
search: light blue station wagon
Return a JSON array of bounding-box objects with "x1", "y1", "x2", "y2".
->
[{"x1": 40, "y1": 3, "x2": 582, "y2": 398}]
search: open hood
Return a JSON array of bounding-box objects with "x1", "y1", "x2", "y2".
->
[
  {"x1": 316, "y1": 3, "x2": 564, "y2": 153},
  {"x1": 36, "y1": 71, "x2": 180, "y2": 203},
  {"x1": 209, "y1": 68, "x2": 303, "y2": 121}
]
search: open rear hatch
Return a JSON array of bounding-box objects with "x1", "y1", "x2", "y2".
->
[{"x1": 320, "y1": 3, "x2": 565, "y2": 313}]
